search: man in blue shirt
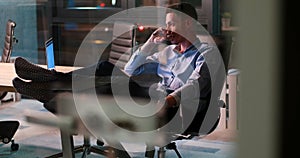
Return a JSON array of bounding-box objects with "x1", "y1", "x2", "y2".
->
[
  {"x1": 13, "y1": 2, "x2": 224, "y2": 137},
  {"x1": 124, "y1": 3, "x2": 224, "y2": 134}
]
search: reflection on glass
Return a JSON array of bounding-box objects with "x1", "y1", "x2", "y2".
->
[
  {"x1": 136, "y1": 0, "x2": 202, "y2": 8},
  {"x1": 65, "y1": 0, "x2": 122, "y2": 9}
]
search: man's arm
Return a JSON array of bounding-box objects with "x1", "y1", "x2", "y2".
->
[{"x1": 124, "y1": 28, "x2": 167, "y2": 75}]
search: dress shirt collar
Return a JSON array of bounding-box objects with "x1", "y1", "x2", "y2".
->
[{"x1": 172, "y1": 39, "x2": 202, "y2": 57}]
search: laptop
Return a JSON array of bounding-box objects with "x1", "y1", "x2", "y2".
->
[{"x1": 45, "y1": 37, "x2": 55, "y2": 70}]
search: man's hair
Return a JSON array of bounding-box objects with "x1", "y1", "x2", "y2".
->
[{"x1": 166, "y1": 2, "x2": 198, "y2": 20}]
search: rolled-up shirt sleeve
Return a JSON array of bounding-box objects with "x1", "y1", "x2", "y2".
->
[
  {"x1": 124, "y1": 46, "x2": 162, "y2": 76},
  {"x1": 124, "y1": 49, "x2": 148, "y2": 76}
]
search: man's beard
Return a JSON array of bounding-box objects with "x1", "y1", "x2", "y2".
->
[{"x1": 167, "y1": 32, "x2": 184, "y2": 44}]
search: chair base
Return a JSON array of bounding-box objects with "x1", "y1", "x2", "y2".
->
[
  {"x1": 45, "y1": 144, "x2": 109, "y2": 158},
  {"x1": 0, "y1": 121, "x2": 19, "y2": 151},
  {"x1": 45, "y1": 138, "x2": 131, "y2": 158},
  {"x1": 0, "y1": 92, "x2": 21, "y2": 102},
  {"x1": 165, "y1": 142, "x2": 182, "y2": 158},
  {"x1": 145, "y1": 142, "x2": 183, "y2": 158}
]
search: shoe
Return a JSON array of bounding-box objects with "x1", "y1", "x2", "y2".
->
[
  {"x1": 12, "y1": 77, "x2": 57, "y2": 103},
  {"x1": 14, "y1": 57, "x2": 66, "y2": 82}
]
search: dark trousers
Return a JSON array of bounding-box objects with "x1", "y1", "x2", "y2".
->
[{"x1": 45, "y1": 60, "x2": 206, "y2": 135}]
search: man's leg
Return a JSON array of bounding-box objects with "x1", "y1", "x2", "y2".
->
[
  {"x1": 13, "y1": 59, "x2": 119, "y2": 103},
  {"x1": 14, "y1": 57, "x2": 116, "y2": 82},
  {"x1": 14, "y1": 57, "x2": 71, "y2": 82}
]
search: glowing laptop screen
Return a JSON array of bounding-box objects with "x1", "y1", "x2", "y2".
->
[{"x1": 45, "y1": 38, "x2": 55, "y2": 70}]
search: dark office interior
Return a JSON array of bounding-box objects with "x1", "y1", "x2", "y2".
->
[{"x1": 1, "y1": 0, "x2": 296, "y2": 158}]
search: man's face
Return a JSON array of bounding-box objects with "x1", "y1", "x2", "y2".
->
[{"x1": 165, "y1": 12, "x2": 186, "y2": 44}]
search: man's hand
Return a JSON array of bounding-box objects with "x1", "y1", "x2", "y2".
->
[
  {"x1": 165, "y1": 95, "x2": 177, "y2": 108},
  {"x1": 156, "y1": 95, "x2": 178, "y2": 118},
  {"x1": 157, "y1": 95, "x2": 178, "y2": 108},
  {"x1": 150, "y1": 28, "x2": 167, "y2": 43},
  {"x1": 140, "y1": 28, "x2": 167, "y2": 54}
]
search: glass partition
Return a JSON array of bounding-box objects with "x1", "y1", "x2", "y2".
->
[{"x1": 63, "y1": 0, "x2": 122, "y2": 9}]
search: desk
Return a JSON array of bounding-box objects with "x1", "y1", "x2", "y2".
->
[{"x1": 0, "y1": 62, "x2": 80, "y2": 93}]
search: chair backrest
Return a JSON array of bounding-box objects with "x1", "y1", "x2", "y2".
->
[
  {"x1": 108, "y1": 21, "x2": 136, "y2": 69},
  {"x1": 0, "y1": 19, "x2": 17, "y2": 100},
  {"x1": 198, "y1": 34, "x2": 232, "y2": 72},
  {"x1": 195, "y1": 34, "x2": 230, "y2": 135},
  {"x1": 211, "y1": 35, "x2": 232, "y2": 73},
  {"x1": 2, "y1": 19, "x2": 17, "y2": 63}
]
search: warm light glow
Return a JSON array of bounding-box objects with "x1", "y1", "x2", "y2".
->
[
  {"x1": 93, "y1": 40, "x2": 106, "y2": 44},
  {"x1": 138, "y1": 25, "x2": 145, "y2": 32},
  {"x1": 100, "y1": 2, "x2": 105, "y2": 8}
]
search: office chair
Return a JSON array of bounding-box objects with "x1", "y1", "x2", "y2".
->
[
  {"x1": 0, "y1": 19, "x2": 18, "y2": 100},
  {"x1": 1, "y1": 19, "x2": 18, "y2": 63},
  {"x1": 0, "y1": 19, "x2": 19, "y2": 152},
  {"x1": 108, "y1": 21, "x2": 137, "y2": 69},
  {"x1": 144, "y1": 34, "x2": 232, "y2": 158},
  {"x1": 0, "y1": 121, "x2": 19, "y2": 151}
]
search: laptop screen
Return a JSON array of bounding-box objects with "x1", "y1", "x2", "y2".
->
[{"x1": 45, "y1": 38, "x2": 55, "y2": 70}]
